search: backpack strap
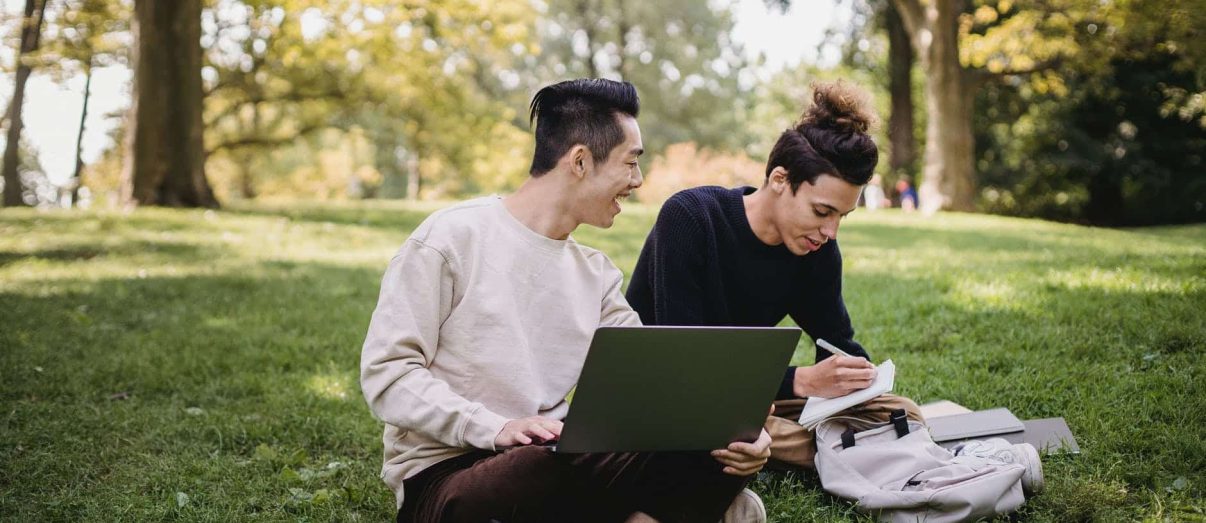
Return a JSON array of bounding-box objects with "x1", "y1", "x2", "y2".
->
[
  {"x1": 841, "y1": 427, "x2": 857, "y2": 449},
  {"x1": 890, "y1": 409, "x2": 910, "y2": 438}
]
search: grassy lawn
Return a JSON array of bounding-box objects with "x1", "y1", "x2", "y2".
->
[{"x1": 1, "y1": 200, "x2": 1203, "y2": 521}]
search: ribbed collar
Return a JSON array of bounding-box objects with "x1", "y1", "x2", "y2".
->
[{"x1": 490, "y1": 196, "x2": 572, "y2": 253}]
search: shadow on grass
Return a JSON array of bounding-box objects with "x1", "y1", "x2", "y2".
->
[
  {"x1": 841, "y1": 221, "x2": 1124, "y2": 256},
  {"x1": 223, "y1": 201, "x2": 434, "y2": 231},
  {"x1": 0, "y1": 240, "x2": 216, "y2": 268}
]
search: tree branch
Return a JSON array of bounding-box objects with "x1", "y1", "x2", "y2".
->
[
  {"x1": 204, "y1": 89, "x2": 346, "y2": 128},
  {"x1": 205, "y1": 121, "x2": 328, "y2": 155}
]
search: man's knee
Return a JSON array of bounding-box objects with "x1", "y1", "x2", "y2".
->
[{"x1": 441, "y1": 448, "x2": 572, "y2": 518}]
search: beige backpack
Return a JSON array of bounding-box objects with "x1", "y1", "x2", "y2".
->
[{"x1": 814, "y1": 412, "x2": 1028, "y2": 522}]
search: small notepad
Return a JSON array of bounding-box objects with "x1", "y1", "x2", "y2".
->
[
  {"x1": 926, "y1": 408, "x2": 1025, "y2": 442},
  {"x1": 798, "y1": 359, "x2": 896, "y2": 430}
]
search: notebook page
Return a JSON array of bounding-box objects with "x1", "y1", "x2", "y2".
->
[{"x1": 798, "y1": 359, "x2": 896, "y2": 430}]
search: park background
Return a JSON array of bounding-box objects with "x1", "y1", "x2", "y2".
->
[{"x1": 0, "y1": 0, "x2": 1203, "y2": 521}]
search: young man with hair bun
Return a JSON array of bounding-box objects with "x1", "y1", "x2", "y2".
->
[{"x1": 626, "y1": 80, "x2": 923, "y2": 471}]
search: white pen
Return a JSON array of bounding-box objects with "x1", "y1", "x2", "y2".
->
[
  {"x1": 817, "y1": 338, "x2": 877, "y2": 371},
  {"x1": 815, "y1": 338, "x2": 852, "y2": 358}
]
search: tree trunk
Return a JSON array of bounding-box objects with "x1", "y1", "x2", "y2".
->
[
  {"x1": 616, "y1": 0, "x2": 631, "y2": 79},
  {"x1": 406, "y1": 153, "x2": 420, "y2": 200},
  {"x1": 574, "y1": 0, "x2": 599, "y2": 78},
  {"x1": 123, "y1": 0, "x2": 216, "y2": 208},
  {"x1": 884, "y1": 3, "x2": 916, "y2": 176},
  {"x1": 239, "y1": 102, "x2": 260, "y2": 199},
  {"x1": 2, "y1": 0, "x2": 49, "y2": 207},
  {"x1": 892, "y1": 0, "x2": 978, "y2": 213},
  {"x1": 69, "y1": 61, "x2": 94, "y2": 206},
  {"x1": 1085, "y1": 170, "x2": 1123, "y2": 226}
]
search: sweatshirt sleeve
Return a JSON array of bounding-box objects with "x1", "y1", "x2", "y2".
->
[
  {"x1": 788, "y1": 240, "x2": 871, "y2": 364},
  {"x1": 600, "y1": 262, "x2": 642, "y2": 328},
  {"x1": 627, "y1": 197, "x2": 709, "y2": 326},
  {"x1": 360, "y1": 238, "x2": 509, "y2": 451}
]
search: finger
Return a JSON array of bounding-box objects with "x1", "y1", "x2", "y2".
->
[
  {"x1": 712, "y1": 449, "x2": 746, "y2": 462},
  {"x1": 712, "y1": 452, "x2": 766, "y2": 470},
  {"x1": 717, "y1": 457, "x2": 765, "y2": 473},
  {"x1": 526, "y1": 426, "x2": 557, "y2": 441},
  {"x1": 539, "y1": 419, "x2": 564, "y2": 436},
  {"x1": 843, "y1": 376, "x2": 874, "y2": 387},
  {"x1": 713, "y1": 448, "x2": 768, "y2": 465},
  {"x1": 838, "y1": 356, "x2": 874, "y2": 368},
  {"x1": 722, "y1": 460, "x2": 767, "y2": 476},
  {"x1": 514, "y1": 433, "x2": 532, "y2": 445},
  {"x1": 834, "y1": 356, "x2": 862, "y2": 367},
  {"x1": 730, "y1": 446, "x2": 771, "y2": 460},
  {"x1": 725, "y1": 441, "x2": 763, "y2": 455},
  {"x1": 842, "y1": 381, "x2": 874, "y2": 394},
  {"x1": 839, "y1": 368, "x2": 876, "y2": 381},
  {"x1": 713, "y1": 455, "x2": 746, "y2": 468}
]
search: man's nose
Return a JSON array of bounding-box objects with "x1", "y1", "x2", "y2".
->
[
  {"x1": 631, "y1": 167, "x2": 644, "y2": 188},
  {"x1": 822, "y1": 219, "x2": 839, "y2": 241}
]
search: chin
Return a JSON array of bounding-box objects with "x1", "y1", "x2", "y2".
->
[
  {"x1": 586, "y1": 215, "x2": 616, "y2": 229},
  {"x1": 786, "y1": 242, "x2": 811, "y2": 256}
]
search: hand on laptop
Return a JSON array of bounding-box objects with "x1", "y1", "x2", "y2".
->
[
  {"x1": 494, "y1": 416, "x2": 563, "y2": 447},
  {"x1": 793, "y1": 355, "x2": 877, "y2": 398},
  {"x1": 711, "y1": 428, "x2": 771, "y2": 476}
]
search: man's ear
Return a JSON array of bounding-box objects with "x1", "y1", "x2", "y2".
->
[
  {"x1": 570, "y1": 145, "x2": 592, "y2": 178},
  {"x1": 769, "y1": 167, "x2": 789, "y2": 194}
]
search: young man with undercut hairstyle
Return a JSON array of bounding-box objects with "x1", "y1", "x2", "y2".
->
[
  {"x1": 361, "y1": 78, "x2": 770, "y2": 523},
  {"x1": 626, "y1": 81, "x2": 923, "y2": 470}
]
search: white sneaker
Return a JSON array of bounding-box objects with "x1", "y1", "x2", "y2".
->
[
  {"x1": 721, "y1": 488, "x2": 767, "y2": 523},
  {"x1": 953, "y1": 438, "x2": 1045, "y2": 495}
]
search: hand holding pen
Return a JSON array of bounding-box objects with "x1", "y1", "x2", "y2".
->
[{"x1": 791, "y1": 338, "x2": 878, "y2": 398}]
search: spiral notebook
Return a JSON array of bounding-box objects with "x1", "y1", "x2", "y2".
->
[{"x1": 797, "y1": 359, "x2": 896, "y2": 430}]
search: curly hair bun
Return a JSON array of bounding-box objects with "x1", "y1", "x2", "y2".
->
[{"x1": 797, "y1": 80, "x2": 876, "y2": 135}]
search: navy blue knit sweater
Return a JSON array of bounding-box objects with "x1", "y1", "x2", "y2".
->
[{"x1": 625, "y1": 186, "x2": 871, "y2": 400}]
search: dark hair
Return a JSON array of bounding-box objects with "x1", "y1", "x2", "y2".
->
[
  {"x1": 765, "y1": 80, "x2": 879, "y2": 190},
  {"x1": 528, "y1": 79, "x2": 640, "y2": 176}
]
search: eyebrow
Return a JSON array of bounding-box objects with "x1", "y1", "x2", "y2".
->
[{"x1": 818, "y1": 202, "x2": 857, "y2": 217}]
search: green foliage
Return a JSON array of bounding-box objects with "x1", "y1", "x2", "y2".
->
[
  {"x1": 973, "y1": 0, "x2": 1206, "y2": 225},
  {"x1": 747, "y1": 62, "x2": 894, "y2": 167},
  {"x1": 17, "y1": 0, "x2": 1204, "y2": 223},
  {"x1": 37, "y1": 0, "x2": 128, "y2": 77},
  {"x1": 1, "y1": 202, "x2": 1203, "y2": 520},
  {"x1": 529, "y1": 0, "x2": 755, "y2": 157},
  {"x1": 201, "y1": 0, "x2": 538, "y2": 200}
]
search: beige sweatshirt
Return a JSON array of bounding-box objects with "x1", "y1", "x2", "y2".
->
[{"x1": 360, "y1": 196, "x2": 641, "y2": 508}]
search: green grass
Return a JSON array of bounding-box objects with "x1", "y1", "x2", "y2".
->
[{"x1": 1, "y1": 200, "x2": 1203, "y2": 522}]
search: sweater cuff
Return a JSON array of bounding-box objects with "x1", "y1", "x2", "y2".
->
[
  {"x1": 462, "y1": 405, "x2": 509, "y2": 451},
  {"x1": 777, "y1": 366, "x2": 799, "y2": 400}
]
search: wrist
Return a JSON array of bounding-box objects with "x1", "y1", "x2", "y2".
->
[{"x1": 792, "y1": 366, "x2": 813, "y2": 397}]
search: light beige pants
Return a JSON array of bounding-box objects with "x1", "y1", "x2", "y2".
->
[{"x1": 765, "y1": 394, "x2": 925, "y2": 470}]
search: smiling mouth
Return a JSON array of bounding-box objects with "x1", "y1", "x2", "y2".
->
[
  {"x1": 613, "y1": 193, "x2": 630, "y2": 205},
  {"x1": 806, "y1": 237, "x2": 822, "y2": 249}
]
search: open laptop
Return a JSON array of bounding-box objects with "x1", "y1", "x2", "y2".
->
[{"x1": 539, "y1": 326, "x2": 801, "y2": 453}]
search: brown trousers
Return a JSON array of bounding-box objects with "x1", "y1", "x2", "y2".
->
[
  {"x1": 397, "y1": 447, "x2": 750, "y2": 523},
  {"x1": 766, "y1": 393, "x2": 924, "y2": 470}
]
